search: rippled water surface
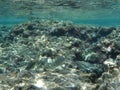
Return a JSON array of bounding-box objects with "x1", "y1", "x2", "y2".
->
[{"x1": 0, "y1": 0, "x2": 120, "y2": 26}]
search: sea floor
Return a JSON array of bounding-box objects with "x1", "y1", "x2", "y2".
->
[
  {"x1": 0, "y1": 20, "x2": 120, "y2": 90},
  {"x1": 0, "y1": 0, "x2": 120, "y2": 90}
]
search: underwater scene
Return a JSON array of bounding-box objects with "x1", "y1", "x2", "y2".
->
[{"x1": 0, "y1": 0, "x2": 120, "y2": 90}]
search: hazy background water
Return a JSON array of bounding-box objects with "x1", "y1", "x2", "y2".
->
[{"x1": 0, "y1": 0, "x2": 120, "y2": 26}]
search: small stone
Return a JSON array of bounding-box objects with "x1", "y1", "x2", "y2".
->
[
  {"x1": 67, "y1": 86, "x2": 79, "y2": 90},
  {"x1": 98, "y1": 83, "x2": 114, "y2": 90},
  {"x1": 41, "y1": 49, "x2": 53, "y2": 57},
  {"x1": 25, "y1": 61, "x2": 36, "y2": 70},
  {"x1": 13, "y1": 28, "x2": 24, "y2": 35},
  {"x1": 54, "y1": 56, "x2": 65, "y2": 66},
  {"x1": 97, "y1": 78, "x2": 103, "y2": 84},
  {"x1": 116, "y1": 55, "x2": 120, "y2": 66},
  {"x1": 64, "y1": 43, "x2": 71, "y2": 48},
  {"x1": 27, "y1": 24, "x2": 36, "y2": 30},
  {"x1": 103, "y1": 58, "x2": 116, "y2": 68},
  {"x1": 111, "y1": 68, "x2": 119, "y2": 76},
  {"x1": 52, "y1": 87, "x2": 64, "y2": 90},
  {"x1": 0, "y1": 68, "x2": 4, "y2": 73},
  {"x1": 71, "y1": 40, "x2": 81, "y2": 47},
  {"x1": 101, "y1": 72, "x2": 112, "y2": 80}
]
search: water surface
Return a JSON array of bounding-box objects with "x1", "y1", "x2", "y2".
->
[{"x1": 0, "y1": 0, "x2": 120, "y2": 26}]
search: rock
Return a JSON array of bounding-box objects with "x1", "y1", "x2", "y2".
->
[
  {"x1": 76, "y1": 61, "x2": 104, "y2": 76},
  {"x1": 41, "y1": 49, "x2": 53, "y2": 57},
  {"x1": 85, "y1": 52, "x2": 100, "y2": 63},
  {"x1": 0, "y1": 68, "x2": 4, "y2": 73},
  {"x1": 103, "y1": 58, "x2": 117, "y2": 70},
  {"x1": 101, "y1": 72, "x2": 112, "y2": 80},
  {"x1": 64, "y1": 43, "x2": 72, "y2": 48},
  {"x1": 25, "y1": 61, "x2": 36, "y2": 70},
  {"x1": 98, "y1": 83, "x2": 115, "y2": 90},
  {"x1": 12, "y1": 28, "x2": 24, "y2": 36},
  {"x1": 73, "y1": 50, "x2": 83, "y2": 61},
  {"x1": 97, "y1": 27, "x2": 114, "y2": 36},
  {"x1": 66, "y1": 86, "x2": 79, "y2": 90},
  {"x1": 27, "y1": 24, "x2": 36, "y2": 30},
  {"x1": 112, "y1": 68, "x2": 119, "y2": 76},
  {"x1": 52, "y1": 87, "x2": 64, "y2": 90},
  {"x1": 116, "y1": 55, "x2": 120, "y2": 66},
  {"x1": 41, "y1": 55, "x2": 65, "y2": 69},
  {"x1": 53, "y1": 56, "x2": 65, "y2": 66},
  {"x1": 50, "y1": 27, "x2": 67, "y2": 36},
  {"x1": 71, "y1": 39, "x2": 81, "y2": 47},
  {"x1": 23, "y1": 30, "x2": 31, "y2": 38},
  {"x1": 97, "y1": 77, "x2": 103, "y2": 84}
]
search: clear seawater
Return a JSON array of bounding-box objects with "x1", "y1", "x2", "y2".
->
[{"x1": 0, "y1": 0, "x2": 120, "y2": 26}]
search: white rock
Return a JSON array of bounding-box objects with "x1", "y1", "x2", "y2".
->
[
  {"x1": 104, "y1": 58, "x2": 116, "y2": 67},
  {"x1": 34, "y1": 79, "x2": 47, "y2": 89}
]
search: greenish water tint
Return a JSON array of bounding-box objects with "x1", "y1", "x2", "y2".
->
[
  {"x1": 0, "y1": 0, "x2": 120, "y2": 26},
  {"x1": 0, "y1": 17, "x2": 28, "y2": 25},
  {"x1": 0, "y1": 16, "x2": 120, "y2": 26}
]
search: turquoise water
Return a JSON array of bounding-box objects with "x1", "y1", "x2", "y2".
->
[
  {"x1": 0, "y1": 0, "x2": 120, "y2": 26},
  {"x1": 1, "y1": 14, "x2": 120, "y2": 26},
  {"x1": 0, "y1": 17, "x2": 28, "y2": 25}
]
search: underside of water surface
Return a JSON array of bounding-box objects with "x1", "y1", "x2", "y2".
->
[
  {"x1": 0, "y1": 0, "x2": 120, "y2": 26},
  {"x1": 0, "y1": 0, "x2": 120, "y2": 90}
]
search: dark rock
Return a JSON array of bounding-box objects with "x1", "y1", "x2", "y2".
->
[
  {"x1": 85, "y1": 52, "x2": 100, "y2": 63},
  {"x1": 0, "y1": 68, "x2": 4, "y2": 73},
  {"x1": 52, "y1": 87, "x2": 64, "y2": 90},
  {"x1": 25, "y1": 61, "x2": 36, "y2": 70},
  {"x1": 27, "y1": 24, "x2": 36, "y2": 30},
  {"x1": 71, "y1": 40, "x2": 81, "y2": 47},
  {"x1": 116, "y1": 55, "x2": 120, "y2": 66},
  {"x1": 41, "y1": 49, "x2": 53, "y2": 57},
  {"x1": 97, "y1": 27, "x2": 114, "y2": 36},
  {"x1": 76, "y1": 61, "x2": 104, "y2": 76},
  {"x1": 26, "y1": 85, "x2": 40, "y2": 90},
  {"x1": 74, "y1": 50, "x2": 83, "y2": 61},
  {"x1": 50, "y1": 27, "x2": 67, "y2": 36},
  {"x1": 108, "y1": 42, "x2": 120, "y2": 59},
  {"x1": 13, "y1": 28, "x2": 24, "y2": 35},
  {"x1": 66, "y1": 86, "x2": 79, "y2": 90}
]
